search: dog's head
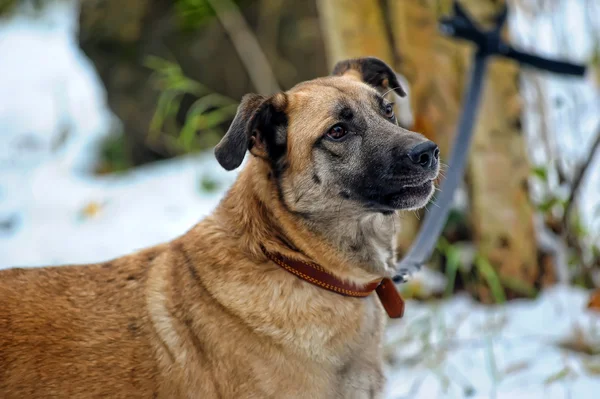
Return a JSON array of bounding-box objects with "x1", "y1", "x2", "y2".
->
[{"x1": 215, "y1": 57, "x2": 439, "y2": 216}]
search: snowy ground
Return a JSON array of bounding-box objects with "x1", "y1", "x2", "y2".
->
[
  {"x1": 384, "y1": 286, "x2": 600, "y2": 399},
  {"x1": 1, "y1": 1, "x2": 600, "y2": 398}
]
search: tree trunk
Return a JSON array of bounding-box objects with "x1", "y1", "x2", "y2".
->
[
  {"x1": 316, "y1": 0, "x2": 394, "y2": 68},
  {"x1": 391, "y1": 0, "x2": 540, "y2": 300},
  {"x1": 388, "y1": 1, "x2": 470, "y2": 252},
  {"x1": 463, "y1": 0, "x2": 539, "y2": 300},
  {"x1": 468, "y1": 57, "x2": 539, "y2": 300}
]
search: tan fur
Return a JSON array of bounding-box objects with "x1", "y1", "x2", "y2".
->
[{"x1": 0, "y1": 61, "x2": 434, "y2": 398}]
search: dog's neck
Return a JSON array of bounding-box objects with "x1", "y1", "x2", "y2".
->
[
  {"x1": 303, "y1": 211, "x2": 399, "y2": 278},
  {"x1": 214, "y1": 160, "x2": 399, "y2": 285}
]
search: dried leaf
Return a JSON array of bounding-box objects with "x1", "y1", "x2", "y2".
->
[
  {"x1": 558, "y1": 326, "x2": 600, "y2": 355},
  {"x1": 503, "y1": 361, "x2": 530, "y2": 376},
  {"x1": 587, "y1": 289, "x2": 600, "y2": 312},
  {"x1": 80, "y1": 202, "x2": 103, "y2": 219},
  {"x1": 582, "y1": 360, "x2": 600, "y2": 376},
  {"x1": 544, "y1": 366, "x2": 573, "y2": 385}
]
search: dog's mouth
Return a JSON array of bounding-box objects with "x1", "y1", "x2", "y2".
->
[
  {"x1": 360, "y1": 178, "x2": 435, "y2": 212},
  {"x1": 383, "y1": 179, "x2": 434, "y2": 201}
]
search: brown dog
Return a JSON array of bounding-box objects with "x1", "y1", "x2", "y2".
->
[{"x1": 0, "y1": 57, "x2": 439, "y2": 398}]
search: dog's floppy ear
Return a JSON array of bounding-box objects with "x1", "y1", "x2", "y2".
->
[
  {"x1": 215, "y1": 93, "x2": 288, "y2": 171},
  {"x1": 332, "y1": 57, "x2": 406, "y2": 97},
  {"x1": 215, "y1": 94, "x2": 264, "y2": 170}
]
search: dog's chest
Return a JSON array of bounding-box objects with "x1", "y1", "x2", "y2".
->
[
  {"x1": 218, "y1": 348, "x2": 385, "y2": 399},
  {"x1": 253, "y1": 296, "x2": 386, "y2": 398},
  {"x1": 188, "y1": 297, "x2": 385, "y2": 398}
]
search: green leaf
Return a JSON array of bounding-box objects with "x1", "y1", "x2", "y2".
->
[
  {"x1": 444, "y1": 246, "x2": 462, "y2": 297},
  {"x1": 178, "y1": 103, "x2": 238, "y2": 150},
  {"x1": 97, "y1": 134, "x2": 132, "y2": 174},
  {"x1": 149, "y1": 90, "x2": 181, "y2": 140},
  {"x1": 185, "y1": 93, "x2": 238, "y2": 118},
  {"x1": 199, "y1": 175, "x2": 220, "y2": 193},
  {"x1": 531, "y1": 166, "x2": 548, "y2": 182},
  {"x1": 592, "y1": 245, "x2": 600, "y2": 260},
  {"x1": 436, "y1": 236, "x2": 450, "y2": 252},
  {"x1": 475, "y1": 255, "x2": 506, "y2": 304},
  {"x1": 143, "y1": 55, "x2": 239, "y2": 154},
  {"x1": 566, "y1": 212, "x2": 589, "y2": 240},
  {"x1": 544, "y1": 367, "x2": 572, "y2": 385},
  {"x1": 567, "y1": 252, "x2": 580, "y2": 267},
  {"x1": 536, "y1": 197, "x2": 561, "y2": 213}
]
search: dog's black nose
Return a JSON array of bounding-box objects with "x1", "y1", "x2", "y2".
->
[{"x1": 408, "y1": 141, "x2": 439, "y2": 169}]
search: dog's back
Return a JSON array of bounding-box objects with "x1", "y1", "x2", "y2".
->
[{"x1": 0, "y1": 247, "x2": 164, "y2": 398}]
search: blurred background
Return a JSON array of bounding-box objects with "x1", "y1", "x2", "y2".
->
[{"x1": 0, "y1": 0, "x2": 599, "y2": 397}]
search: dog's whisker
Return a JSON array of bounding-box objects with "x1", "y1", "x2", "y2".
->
[{"x1": 428, "y1": 200, "x2": 441, "y2": 209}]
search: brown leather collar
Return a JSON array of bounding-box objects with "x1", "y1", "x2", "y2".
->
[{"x1": 263, "y1": 248, "x2": 404, "y2": 318}]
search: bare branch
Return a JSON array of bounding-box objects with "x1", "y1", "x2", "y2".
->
[
  {"x1": 562, "y1": 126, "x2": 600, "y2": 227},
  {"x1": 206, "y1": 0, "x2": 281, "y2": 95}
]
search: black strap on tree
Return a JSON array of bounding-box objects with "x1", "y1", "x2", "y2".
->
[{"x1": 393, "y1": 1, "x2": 587, "y2": 284}]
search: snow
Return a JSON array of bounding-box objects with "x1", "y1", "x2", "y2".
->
[
  {"x1": 509, "y1": 0, "x2": 600, "y2": 245},
  {"x1": 1, "y1": 1, "x2": 599, "y2": 398},
  {"x1": 0, "y1": 0, "x2": 111, "y2": 172},
  {"x1": 384, "y1": 285, "x2": 600, "y2": 398},
  {"x1": 0, "y1": 153, "x2": 238, "y2": 267}
]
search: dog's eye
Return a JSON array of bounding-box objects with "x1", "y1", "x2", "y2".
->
[
  {"x1": 326, "y1": 124, "x2": 348, "y2": 140},
  {"x1": 384, "y1": 103, "x2": 395, "y2": 120}
]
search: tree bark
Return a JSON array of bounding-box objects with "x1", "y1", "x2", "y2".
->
[
  {"x1": 316, "y1": 0, "x2": 394, "y2": 69},
  {"x1": 463, "y1": 0, "x2": 539, "y2": 300},
  {"x1": 388, "y1": 1, "x2": 470, "y2": 252},
  {"x1": 391, "y1": 0, "x2": 540, "y2": 299}
]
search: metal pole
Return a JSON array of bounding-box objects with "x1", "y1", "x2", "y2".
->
[{"x1": 394, "y1": 51, "x2": 488, "y2": 282}]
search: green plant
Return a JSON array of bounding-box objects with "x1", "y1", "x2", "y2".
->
[
  {"x1": 174, "y1": 0, "x2": 215, "y2": 31},
  {"x1": 530, "y1": 166, "x2": 568, "y2": 215},
  {"x1": 145, "y1": 56, "x2": 239, "y2": 155},
  {"x1": 544, "y1": 366, "x2": 573, "y2": 385},
  {"x1": 530, "y1": 165, "x2": 548, "y2": 182},
  {"x1": 0, "y1": 0, "x2": 17, "y2": 16},
  {"x1": 437, "y1": 237, "x2": 464, "y2": 297},
  {"x1": 199, "y1": 175, "x2": 220, "y2": 193},
  {"x1": 436, "y1": 229, "x2": 538, "y2": 301},
  {"x1": 474, "y1": 255, "x2": 506, "y2": 304},
  {"x1": 96, "y1": 134, "x2": 132, "y2": 175},
  {"x1": 530, "y1": 164, "x2": 599, "y2": 288},
  {"x1": 174, "y1": 0, "x2": 249, "y2": 32}
]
